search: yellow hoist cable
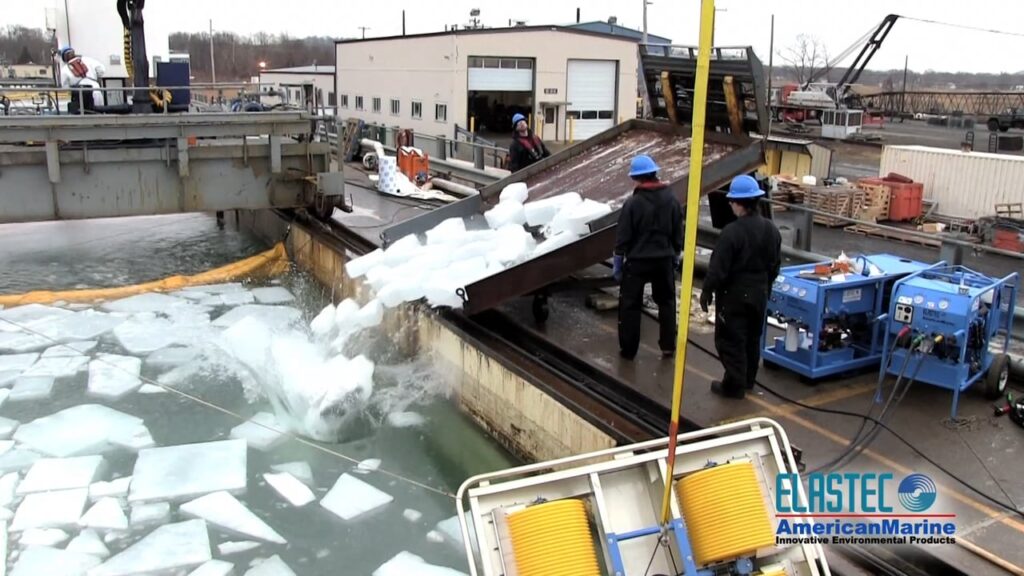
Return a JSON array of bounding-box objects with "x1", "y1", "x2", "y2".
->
[
  {"x1": 507, "y1": 500, "x2": 600, "y2": 576},
  {"x1": 0, "y1": 242, "x2": 290, "y2": 307},
  {"x1": 676, "y1": 461, "x2": 776, "y2": 566},
  {"x1": 123, "y1": 26, "x2": 133, "y2": 79}
]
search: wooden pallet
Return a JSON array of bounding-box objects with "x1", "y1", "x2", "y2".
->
[
  {"x1": 856, "y1": 182, "x2": 891, "y2": 221},
  {"x1": 808, "y1": 187, "x2": 864, "y2": 227},
  {"x1": 844, "y1": 224, "x2": 941, "y2": 248}
]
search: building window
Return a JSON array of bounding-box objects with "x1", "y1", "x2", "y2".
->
[
  {"x1": 372, "y1": 97, "x2": 382, "y2": 113},
  {"x1": 355, "y1": 95, "x2": 364, "y2": 110},
  {"x1": 328, "y1": 92, "x2": 337, "y2": 106},
  {"x1": 341, "y1": 94, "x2": 349, "y2": 108},
  {"x1": 390, "y1": 99, "x2": 400, "y2": 116},
  {"x1": 468, "y1": 57, "x2": 532, "y2": 69},
  {"x1": 435, "y1": 103, "x2": 448, "y2": 122},
  {"x1": 411, "y1": 100, "x2": 422, "y2": 119}
]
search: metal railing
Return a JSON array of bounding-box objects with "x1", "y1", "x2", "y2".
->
[{"x1": 0, "y1": 83, "x2": 273, "y2": 116}]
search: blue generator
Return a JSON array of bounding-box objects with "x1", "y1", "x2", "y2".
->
[
  {"x1": 881, "y1": 265, "x2": 1018, "y2": 418},
  {"x1": 763, "y1": 254, "x2": 931, "y2": 380}
]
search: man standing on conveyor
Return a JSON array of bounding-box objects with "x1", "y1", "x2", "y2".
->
[
  {"x1": 700, "y1": 175, "x2": 782, "y2": 399},
  {"x1": 613, "y1": 154, "x2": 683, "y2": 360}
]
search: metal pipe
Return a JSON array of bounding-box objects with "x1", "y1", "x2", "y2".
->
[{"x1": 430, "y1": 178, "x2": 479, "y2": 197}]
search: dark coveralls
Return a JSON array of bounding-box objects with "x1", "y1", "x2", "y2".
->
[
  {"x1": 507, "y1": 131, "x2": 550, "y2": 172},
  {"x1": 702, "y1": 211, "x2": 782, "y2": 395},
  {"x1": 615, "y1": 181, "x2": 684, "y2": 358}
]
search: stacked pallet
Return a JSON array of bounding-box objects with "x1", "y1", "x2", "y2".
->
[
  {"x1": 855, "y1": 181, "x2": 890, "y2": 222},
  {"x1": 807, "y1": 186, "x2": 865, "y2": 227},
  {"x1": 773, "y1": 177, "x2": 809, "y2": 210}
]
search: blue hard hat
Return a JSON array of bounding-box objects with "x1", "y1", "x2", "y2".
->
[
  {"x1": 512, "y1": 113, "x2": 526, "y2": 127},
  {"x1": 59, "y1": 46, "x2": 74, "y2": 57},
  {"x1": 726, "y1": 175, "x2": 764, "y2": 199},
  {"x1": 628, "y1": 154, "x2": 659, "y2": 177}
]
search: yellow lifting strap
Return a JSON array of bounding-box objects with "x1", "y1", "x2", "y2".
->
[
  {"x1": 0, "y1": 242, "x2": 290, "y2": 307},
  {"x1": 123, "y1": 26, "x2": 133, "y2": 80}
]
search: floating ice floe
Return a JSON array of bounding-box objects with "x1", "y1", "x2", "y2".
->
[
  {"x1": 10, "y1": 545, "x2": 103, "y2": 576},
  {"x1": 230, "y1": 412, "x2": 287, "y2": 452},
  {"x1": 23, "y1": 355, "x2": 90, "y2": 378},
  {"x1": 372, "y1": 551, "x2": 469, "y2": 576},
  {"x1": 0, "y1": 416, "x2": 20, "y2": 439},
  {"x1": 403, "y1": 508, "x2": 423, "y2": 523},
  {"x1": 386, "y1": 411, "x2": 426, "y2": 428},
  {"x1": 244, "y1": 555, "x2": 296, "y2": 576},
  {"x1": 8, "y1": 376, "x2": 55, "y2": 402},
  {"x1": 189, "y1": 559, "x2": 235, "y2": 576},
  {"x1": 201, "y1": 291, "x2": 255, "y2": 308},
  {"x1": 180, "y1": 491, "x2": 286, "y2": 544},
  {"x1": 78, "y1": 497, "x2": 129, "y2": 531},
  {"x1": 217, "y1": 541, "x2": 260, "y2": 555},
  {"x1": 356, "y1": 458, "x2": 382, "y2": 473},
  {"x1": 0, "y1": 471, "x2": 19, "y2": 506},
  {"x1": 183, "y1": 283, "x2": 247, "y2": 294},
  {"x1": 112, "y1": 318, "x2": 183, "y2": 355},
  {"x1": 145, "y1": 346, "x2": 200, "y2": 370},
  {"x1": 262, "y1": 472, "x2": 315, "y2": 507},
  {"x1": 17, "y1": 455, "x2": 106, "y2": 495},
  {"x1": 0, "y1": 303, "x2": 74, "y2": 330},
  {"x1": 11, "y1": 488, "x2": 89, "y2": 531},
  {"x1": 41, "y1": 340, "x2": 98, "y2": 357},
  {"x1": 87, "y1": 355, "x2": 142, "y2": 399},
  {"x1": 129, "y1": 501, "x2": 170, "y2": 528},
  {"x1": 13, "y1": 404, "x2": 152, "y2": 458},
  {"x1": 89, "y1": 477, "x2": 132, "y2": 501},
  {"x1": 269, "y1": 461, "x2": 313, "y2": 486},
  {"x1": 34, "y1": 310, "x2": 126, "y2": 342},
  {"x1": 19, "y1": 527, "x2": 70, "y2": 547},
  {"x1": 89, "y1": 519, "x2": 212, "y2": 576},
  {"x1": 251, "y1": 287, "x2": 295, "y2": 305},
  {"x1": 67, "y1": 528, "x2": 110, "y2": 559},
  {"x1": 137, "y1": 384, "x2": 167, "y2": 394},
  {"x1": 0, "y1": 449, "x2": 41, "y2": 474},
  {"x1": 212, "y1": 305, "x2": 303, "y2": 330},
  {"x1": 129, "y1": 439, "x2": 247, "y2": 503},
  {"x1": 320, "y1": 474, "x2": 393, "y2": 521},
  {"x1": 102, "y1": 293, "x2": 191, "y2": 314},
  {"x1": 0, "y1": 353, "x2": 39, "y2": 372}
]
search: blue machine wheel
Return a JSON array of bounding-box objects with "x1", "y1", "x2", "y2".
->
[{"x1": 984, "y1": 354, "x2": 1010, "y2": 400}]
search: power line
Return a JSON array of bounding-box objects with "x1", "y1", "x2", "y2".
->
[{"x1": 899, "y1": 15, "x2": 1024, "y2": 39}]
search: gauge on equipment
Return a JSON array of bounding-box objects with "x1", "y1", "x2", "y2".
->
[
  {"x1": 938, "y1": 299, "x2": 950, "y2": 310},
  {"x1": 914, "y1": 295, "x2": 925, "y2": 305}
]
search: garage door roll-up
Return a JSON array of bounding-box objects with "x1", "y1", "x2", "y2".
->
[{"x1": 567, "y1": 59, "x2": 616, "y2": 140}]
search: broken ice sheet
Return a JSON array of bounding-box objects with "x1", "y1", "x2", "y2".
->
[
  {"x1": 269, "y1": 461, "x2": 313, "y2": 486},
  {"x1": 89, "y1": 519, "x2": 212, "y2": 576},
  {"x1": 320, "y1": 473, "x2": 393, "y2": 521},
  {"x1": 19, "y1": 527, "x2": 70, "y2": 547},
  {"x1": 230, "y1": 412, "x2": 287, "y2": 452},
  {"x1": 244, "y1": 555, "x2": 296, "y2": 576},
  {"x1": 372, "y1": 551, "x2": 469, "y2": 576},
  {"x1": 79, "y1": 497, "x2": 129, "y2": 531},
  {"x1": 180, "y1": 491, "x2": 286, "y2": 544},
  {"x1": 40, "y1": 340, "x2": 98, "y2": 357},
  {"x1": 201, "y1": 291, "x2": 255, "y2": 307},
  {"x1": 355, "y1": 458, "x2": 382, "y2": 474},
  {"x1": 8, "y1": 375, "x2": 55, "y2": 402},
  {"x1": 217, "y1": 540, "x2": 260, "y2": 555},
  {"x1": 0, "y1": 303, "x2": 73, "y2": 329},
  {"x1": 189, "y1": 560, "x2": 235, "y2": 576},
  {"x1": 145, "y1": 346, "x2": 200, "y2": 370},
  {"x1": 0, "y1": 415, "x2": 20, "y2": 439},
  {"x1": 23, "y1": 355, "x2": 89, "y2": 378},
  {"x1": 10, "y1": 546, "x2": 103, "y2": 576},
  {"x1": 0, "y1": 471, "x2": 18, "y2": 506},
  {"x1": 67, "y1": 528, "x2": 110, "y2": 558},
  {"x1": 129, "y1": 439, "x2": 247, "y2": 503},
  {"x1": 0, "y1": 353, "x2": 39, "y2": 372},
  {"x1": 211, "y1": 305, "x2": 302, "y2": 330},
  {"x1": 0, "y1": 448, "x2": 41, "y2": 474},
  {"x1": 90, "y1": 476, "x2": 132, "y2": 501},
  {"x1": 87, "y1": 354, "x2": 142, "y2": 399},
  {"x1": 13, "y1": 404, "x2": 152, "y2": 458},
  {"x1": 130, "y1": 501, "x2": 170, "y2": 528},
  {"x1": 112, "y1": 317, "x2": 182, "y2": 354},
  {"x1": 101, "y1": 293, "x2": 192, "y2": 314},
  {"x1": 17, "y1": 455, "x2": 106, "y2": 494},
  {"x1": 386, "y1": 411, "x2": 426, "y2": 428},
  {"x1": 182, "y1": 283, "x2": 246, "y2": 294},
  {"x1": 251, "y1": 287, "x2": 295, "y2": 305},
  {"x1": 32, "y1": 309, "x2": 126, "y2": 341},
  {"x1": 263, "y1": 472, "x2": 315, "y2": 507},
  {"x1": 11, "y1": 487, "x2": 89, "y2": 530},
  {"x1": 403, "y1": 509, "x2": 423, "y2": 523}
]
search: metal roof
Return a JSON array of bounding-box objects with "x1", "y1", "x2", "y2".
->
[
  {"x1": 335, "y1": 25, "x2": 641, "y2": 45},
  {"x1": 568, "y1": 21, "x2": 671, "y2": 44},
  {"x1": 260, "y1": 65, "x2": 335, "y2": 75}
]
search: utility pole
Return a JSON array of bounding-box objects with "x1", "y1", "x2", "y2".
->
[
  {"x1": 900, "y1": 55, "x2": 909, "y2": 122},
  {"x1": 358, "y1": 26, "x2": 370, "y2": 39},
  {"x1": 642, "y1": 0, "x2": 652, "y2": 44},
  {"x1": 767, "y1": 14, "x2": 774, "y2": 137},
  {"x1": 209, "y1": 19, "x2": 216, "y2": 84}
]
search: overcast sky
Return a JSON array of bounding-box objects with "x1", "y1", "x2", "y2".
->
[{"x1": 8, "y1": 0, "x2": 1024, "y2": 74}]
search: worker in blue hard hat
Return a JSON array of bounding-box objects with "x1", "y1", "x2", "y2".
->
[
  {"x1": 507, "y1": 112, "x2": 550, "y2": 172},
  {"x1": 700, "y1": 174, "x2": 782, "y2": 399},
  {"x1": 57, "y1": 45, "x2": 106, "y2": 110},
  {"x1": 613, "y1": 154, "x2": 684, "y2": 360}
]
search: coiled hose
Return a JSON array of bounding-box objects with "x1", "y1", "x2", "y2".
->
[{"x1": 507, "y1": 500, "x2": 600, "y2": 576}]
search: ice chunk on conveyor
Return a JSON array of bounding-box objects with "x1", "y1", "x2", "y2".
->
[
  {"x1": 13, "y1": 404, "x2": 151, "y2": 458},
  {"x1": 320, "y1": 474, "x2": 393, "y2": 521},
  {"x1": 129, "y1": 439, "x2": 247, "y2": 503},
  {"x1": 547, "y1": 198, "x2": 612, "y2": 237},
  {"x1": 180, "y1": 491, "x2": 286, "y2": 544},
  {"x1": 499, "y1": 182, "x2": 529, "y2": 204},
  {"x1": 532, "y1": 230, "x2": 580, "y2": 258},
  {"x1": 484, "y1": 201, "x2": 526, "y2": 229},
  {"x1": 89, "y1": 519, "x2": 212, "y2": 576},
  {"x1": 524, "y1": 192, "x2": 582, "y2": 226},
  {"x1": 381, "y1": 234, "x2": 423, "y2": 267},
  {"x1": 344, "y1": 248, "x2": 384, "y2": 279},
  {"x1": 425, "y1": 217, "x2": 468, "y2": 245}
]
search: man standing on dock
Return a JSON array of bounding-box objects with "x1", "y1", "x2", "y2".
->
[
  {"x1": 507, "y1": 113, "x2": 550, "y2": 172},
  {"x1": 613, "y1": 154, "x2": 683, "y2": 360},
  {"x1": 700, "y1": 175, "x2": 781, "y2": 399}
]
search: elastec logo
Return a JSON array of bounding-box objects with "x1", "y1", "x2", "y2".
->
[{"x1": 773, "y1": 472, "x2": 957, "y2": 547}]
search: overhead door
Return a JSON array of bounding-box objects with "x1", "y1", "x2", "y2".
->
[
  {"x1": 567, "y1": 60, "x2": 616, "y2": 140},
  {"x1": 468, "y1": 57, "x2": 534, "y2": 91}
]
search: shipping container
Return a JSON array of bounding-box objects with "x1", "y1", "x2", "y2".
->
[{"x1": 879, "y1": 145, "x2": 1024, "y2": 219}]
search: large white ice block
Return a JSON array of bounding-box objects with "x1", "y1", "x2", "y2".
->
[
  {"x1": 145, "y1": 346, "x2": 200, "y2": 369},
  {"x1": 89, "y1": 476, "x2": 132, "y2": 501},
  {"x1": 212, "y1": 305, "x2": 303, "y2": 330},
  {"x1": 18, "y1": 455, "x2": 105, "y2": 494},
  {"x1": 0, "y1": 471, "x2": 19, "y2": 505},
  {"x1": 200, "y1": 291, "x2": 255, "y2": 308},
  {"x1": 0, "y1": 303, "x2": 73, "y2": 330},
  {"x1": 180, "y1": 491, "x2": 286, "y2": 544},
  {"x1": 344, "y1": 248, "x2": 384, "y2": 279},
  {"x1": 11, "y1": 546, "x2": 102, "y2": 576},
  {"x1": 524, "y1": 192, "x2": 583, "y2": 226},
  {"x1": 426, "y1": 217, "x2": 468, "y2": 245},
  {"x1": 532, "y1": 229, "x2": 580, "y2": 258},
  {"x1": 102, "y1": 293, "x2": 190, "y2": 314},
  {"x1": 547, "y1": 198, "x2": 612, "y2": 236},
  {"x1": 13, "y1": 404, "x2": 150, "y2": 458},
  {"x1": 251, "y1": 287, "x2": 295, "y2": 305},
  {"x1": 309, "y1": 303, "x2": 336, "y2": 337},
  {"x1": 8, "y1": 375, "x2": 54, "y2": 402},
  {"x1": 129, "y1": 501, "x2": 170, "y2": 528},
  {"x1": 244, "y1": 555, "x2": 296, "y2": 576},
  {"x1": 263, "y1": 473, "x2": 315, "y2": 507},
  {"x1": 11, "y1": 488, "x2": 89, "y2": 530},
  {"x1": 129, "y1": 439, "x2": 247, "y2": 503},
  {"x1": 87, "y1": 355, "x2": 142, "y2": 399},
  {"x1": 19, "y1": 527, "x2": 70, "y2": 547},
  {"x1": 112, "y1": 318, "x2": 181, "y2": 354},
  {"x1": 78, "y1": 497, "x2": 128, "y2": 531},
  {"x1": 0, "y1": 353, "x2": 39, "y2": 372},
  {"x1": 189, "y1": 560, "x2": 235, "y2": 576},
  {"x1": 372, "y1": 551, "x2": 469, "y2": 576},
  {"x1": 88, "y1": 519, "x2": 212, "y2": 576},
  {"x1": 320, "y1": 474, "x2": 393, "y2": 521},
  {"x1": 484, "y1": 201, "x2": 526, "y2": 229},
  {"x1": 230, "y1": 412, "x2": 286, "y2": 452},
  {"x1": 24, "y1": 355, "x2": 89, "y2": 378},
  {"x1": 269, "y1": 462, "x2": 313, "y2": 486},
  {"x1": 67, "y1": 528, "x2": 111, "y2": 558},
  {"x1": 381, "y1": 234, "x2": 423, "y2": 267},
  {"x1": 499, "y1": 182, "x2": 529, "y2": 204},
  {"x1": 0, "y1": 448, "x2": 41, "y2": 473},
  {"x1": 182, "y1": 283, "x2": 246, "y2": 294},
  {"x1": 41, "y1": 340, "x2": 98, "y2": 357}
]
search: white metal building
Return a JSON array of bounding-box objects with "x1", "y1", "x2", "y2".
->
[
  {"x1": 258, "y1": 65, "x2": 337, "y2": 114},
  {"x1": 335, "y1": 27, "x2": 640, "y2": 142}
]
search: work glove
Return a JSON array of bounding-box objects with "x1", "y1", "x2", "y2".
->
[
  {"x1": 699, "y1": 289, "x2": 713, "y2": 312},
  {"x1": 612, "y1": 254, "x2": 624, "y2": 283},
  {"x1": 673, "y1": 253, "x2": 682, "y2": 272}
]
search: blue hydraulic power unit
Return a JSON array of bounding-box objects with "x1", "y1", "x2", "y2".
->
[
  {"x1": 763, "y1": 254, "x2": 931, "y2": 380},
  {"x1": 880, "y1": 265, "x2": 1018, "y2": 418}
]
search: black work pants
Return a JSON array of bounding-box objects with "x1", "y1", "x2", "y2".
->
[
  {"x1": 618, "y1": 257, "x2": 675, "y2": 357},
  {"x1": 714, "y1": 289, "x2": 768, "y2": 395}
]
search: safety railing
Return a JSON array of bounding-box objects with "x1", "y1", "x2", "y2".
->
[{"x1": 0, "y1": 83, "x2": 274, "y2": 116}]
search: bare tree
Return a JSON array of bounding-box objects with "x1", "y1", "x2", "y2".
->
[{"x1": 777, "y1": 34, "x2": 830, "y2": 86}]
